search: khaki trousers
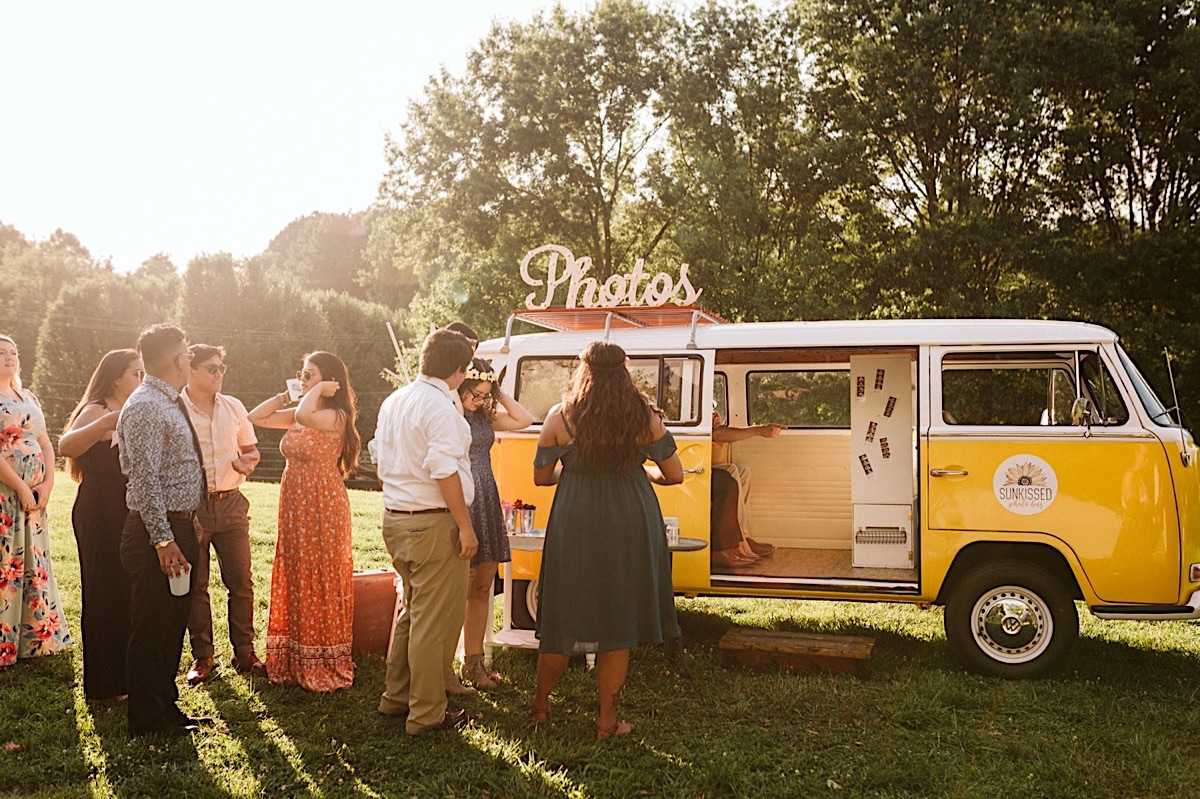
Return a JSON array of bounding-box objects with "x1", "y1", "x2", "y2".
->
[{"x1": 379, "y1": 510, "x2": 468, "y2": 734}]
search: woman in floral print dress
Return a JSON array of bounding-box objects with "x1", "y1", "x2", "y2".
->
[
  {"x1": 0, "y1": 334, "x2": 71, "y2": 668},
  {"x1": 248, "y1": 351, "x2": 360, "y2": 691}
]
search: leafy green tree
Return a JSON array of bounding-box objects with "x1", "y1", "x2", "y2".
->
[
  {"x1": 800, "y1": 0, "x2": 1063, "y2": 316},
  {"x1": 377, "y1": 0, "x2": 682, "y2": 332},
  {"x1": 1045, "y1": 0, "x2": 1200, "y2": 238},
  {"x1": 267, "y1": 212, "x2": 374, "y2": 299},
  {"x1": 33, "y1": 272, "x2": 173, "y2": 432},
  {"x1": 663, "y1": 1, "x2": 847, "y2": 321},
  {"x1": 0, "y1": 229, "x2": 101, "y2": 381}
]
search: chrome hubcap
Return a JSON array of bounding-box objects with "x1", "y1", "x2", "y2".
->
[{"x1": 972, "y1": 586, "x2": 1052, "y2": 664}]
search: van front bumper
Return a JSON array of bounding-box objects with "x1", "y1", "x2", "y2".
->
[{"x1": 1090, "y1": 589, "x2": 1200, "y2": 620}]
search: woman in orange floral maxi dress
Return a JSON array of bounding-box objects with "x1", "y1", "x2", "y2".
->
[{"x1": 248, "y1": 351, "x2": 361, "y2": 691}]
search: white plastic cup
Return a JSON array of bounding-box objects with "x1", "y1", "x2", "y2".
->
[
  {"x1": 664, "y1": 517, "x2": 680, "y2": 546},
  {"x1": 286, "y1": 378, "x2": 303, "y2": 402},
  {"x1": 168, "y1": 564, "x2": 191, "y2": 597}
]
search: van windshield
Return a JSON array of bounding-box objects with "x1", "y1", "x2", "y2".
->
[
  {"x1": 1117, "y1": 346, "x2": 1178, "y2": 427},
  {"x1": 515, "y1": 354, "x2": 704, "y2": 425}
]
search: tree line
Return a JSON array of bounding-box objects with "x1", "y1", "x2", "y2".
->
[{"x1": 2, "y1": 0, "x2": 1197, "y2": 445}]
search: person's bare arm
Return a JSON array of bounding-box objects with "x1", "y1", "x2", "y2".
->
[
  {"x1": 232, "y1": 444, "x2": 260, "y2": 475},
  {"x1": 644, "y1": 413, "x2": 683, "y2": 485},
  {"x1": 712, "y1": 423, "x2": 785, "y2": 443},
  {"x1": 533, "y1": 406, "x2": 566, "y2": 486},
  {"x1": 247, "y1": 389, "x2": 296, "y2": 430},
  {"x1": 58, "y1": 404, "x2": 118, "y2": 458},
  {"x1": 492, "y1": 390, "x2": 535, "y2": 432}
]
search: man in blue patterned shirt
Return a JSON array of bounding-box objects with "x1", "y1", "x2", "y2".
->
[{"x1": 118, "y1": 323, "x2": 207, "y2": 739}]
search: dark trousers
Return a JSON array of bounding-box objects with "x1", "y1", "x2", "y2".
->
[
  {"x1": 121, "y1": 513, "x2": 198, "y2": 734},
  {"x1": 711, "y1": 469, "x2": 743, "y2": 552},
  {"x1": 188, "y1": 491, "x2": 254, "y2": 659}
]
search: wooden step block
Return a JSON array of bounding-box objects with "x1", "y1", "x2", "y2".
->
[{"x1": 719, "y1": 628, "x2": 875, "y2": 678}]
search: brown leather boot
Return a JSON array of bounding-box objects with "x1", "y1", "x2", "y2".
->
[{"x1": 185, "y1": 657, "x2": 215, "y2": 686}]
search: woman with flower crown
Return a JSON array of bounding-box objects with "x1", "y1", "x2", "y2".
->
[{"x1": 449, "y1": 357, "x2": 534, "y2": 691}]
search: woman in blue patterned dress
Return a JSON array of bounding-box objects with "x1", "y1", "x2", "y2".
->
[
  {"x1": 529, "y1": 341, "x2": 683, "y2": 739},
  {"x1": 453, "y1": 357, "x2": 534, "y2": 690},
  {"x1": 0, "y1": 335, "x2": 71, "y2": 668}
]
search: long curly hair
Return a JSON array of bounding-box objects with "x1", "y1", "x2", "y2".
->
[
  {"x1": 459, "y1": 357, "x2": 499, "y2": 423},
  {"x1": 563, "y1": 341, "x2": 654, "y2": 472},
  {"x1": 305, "y1": 351, "x2": 361, "y2": 477}
]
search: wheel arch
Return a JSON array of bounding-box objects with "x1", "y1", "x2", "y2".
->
[{"x1": 935, "y1": 541, "x2": 1083, "y2": 606}]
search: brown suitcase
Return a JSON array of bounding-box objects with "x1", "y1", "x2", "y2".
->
[{"x1": 352, "y1": 568, "x2": 399, "y2": 655}]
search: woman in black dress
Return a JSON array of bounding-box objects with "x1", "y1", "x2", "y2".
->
[
  {"x1": 59, "y1": 349, "x2": 143, "y2": 701},
  {"x1": 530, "y1": 341, "x2": 684, "y2": 739}
]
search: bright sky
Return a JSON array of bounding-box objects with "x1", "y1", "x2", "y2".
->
[{"x1": 0, "y1": 0, "x2": 615, "y2": 271}]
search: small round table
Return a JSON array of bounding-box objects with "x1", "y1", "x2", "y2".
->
[{"x1": 668, "y1": 536, "x2": 708, "y2": 554}]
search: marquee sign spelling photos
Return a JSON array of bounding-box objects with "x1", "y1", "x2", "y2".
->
[{"x1": 520, "y1": 244, "x2": 702, "y2": 310}]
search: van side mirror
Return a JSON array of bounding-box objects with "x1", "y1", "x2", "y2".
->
[{"x1": 1070, "y1": 398, "x2": 1095, "y2": 435}]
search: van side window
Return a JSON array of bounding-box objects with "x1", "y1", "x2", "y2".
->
[
  {"x1": 747, "y1": 370, "x2": 851, "y2": 428},
  {"x1": 515, "y1": 355, "x2": 704, "y2": 425},
  {"x1": 1080, "y1": 352, "x2": 1130, "y2": 425},
  {"x1": 941, "y1": 351, "x2": 1129, "y2": 426},
  {"x1": 714, "y1": 372, "x2": 728, "y2": 422},
  {"x1": 516, "y1": 357, "x2": 577, "y2": 422}
]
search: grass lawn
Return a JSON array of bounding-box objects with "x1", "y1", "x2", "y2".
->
[{"x1": 1, "y1": 473, "x2": 1198, "y2": 798}]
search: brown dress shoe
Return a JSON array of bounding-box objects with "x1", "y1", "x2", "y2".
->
[
  {"x1": 185, "y1": 657, "x2": 215, "y2": 686},
  {"x1": 230, "y1": 653, "x2": 267, "y2": 677},
  {"x1": 407, "y1": 708, "x2": 468, "y2": 735}
]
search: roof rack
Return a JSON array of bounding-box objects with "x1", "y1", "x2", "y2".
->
[{"x1": 501, "y1": 304, "x2": 728, "y2": 352}]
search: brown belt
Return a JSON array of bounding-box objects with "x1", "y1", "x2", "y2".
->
[
  {"x1": 208, "y1": 488, "x2": 241, "y2": 501},
  {"x1": 385, "y1": 507, "x2": 448, "y2": 515}
]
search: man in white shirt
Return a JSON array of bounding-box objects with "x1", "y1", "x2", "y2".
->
[
  {"x1": 373, "y1": 327, "x2": 478, "y2": 734},
  {"x1": 180, "y1": 344, "x2": 262, "y2": 684}
]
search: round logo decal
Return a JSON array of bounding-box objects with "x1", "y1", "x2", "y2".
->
[{"x1": 993, "y1": 455, "x2": 1058, "y2": 515}]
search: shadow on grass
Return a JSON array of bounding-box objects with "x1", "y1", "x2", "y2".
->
[
  {"x1": 670, "y1": 596, "x2": 1200, "y2": 686},
  {"x1": 0, "y1": 653, "x2": 91, "y2": 792},
  {"x1": 207, "y1": 650, "x2": 579, "y2": 797}
]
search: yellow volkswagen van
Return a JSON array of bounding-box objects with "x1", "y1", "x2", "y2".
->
[{"x1": 478, "y1": 307, "x2": 1200, "y2": 678}]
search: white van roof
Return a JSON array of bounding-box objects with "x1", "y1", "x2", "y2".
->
[{"x1": 479, "y1": 316, "x2": 1119, "y2": 356}]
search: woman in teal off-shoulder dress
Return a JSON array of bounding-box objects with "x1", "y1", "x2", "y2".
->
[{"x1": 530, "y1": 340, "x2": 683, "y2": 740}]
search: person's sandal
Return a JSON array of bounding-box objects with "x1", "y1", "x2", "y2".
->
[
  {"x1": 460, "y1": 654, "x2": 502, "y2": 690},
  {"x1": 596, "y1": 720, "x2": 634, "y2": 740}
]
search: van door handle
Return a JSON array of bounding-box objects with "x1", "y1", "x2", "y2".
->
[
  {"x1": 931, "y1": 469, "x2": 968, "y2": 477},
  {"x1": 683, "y1": 466, "x2": 706, "y2": 474}
]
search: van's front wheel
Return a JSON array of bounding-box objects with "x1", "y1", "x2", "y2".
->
[
  {"x1": 944, "y1": 561, "x2": 1077, "y2": 679},
  {"x1": 511, "y1": 579, "x2": 539, "y2": 630}
]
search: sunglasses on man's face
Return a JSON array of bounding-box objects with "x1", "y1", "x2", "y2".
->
[{"x1": 199, "y1": 363, "x2": 227, "y2": 376}]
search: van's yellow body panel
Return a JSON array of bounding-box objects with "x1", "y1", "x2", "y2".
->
[{"x1": 926, "y1": 437, "x2": 1181, "y2": 604}]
